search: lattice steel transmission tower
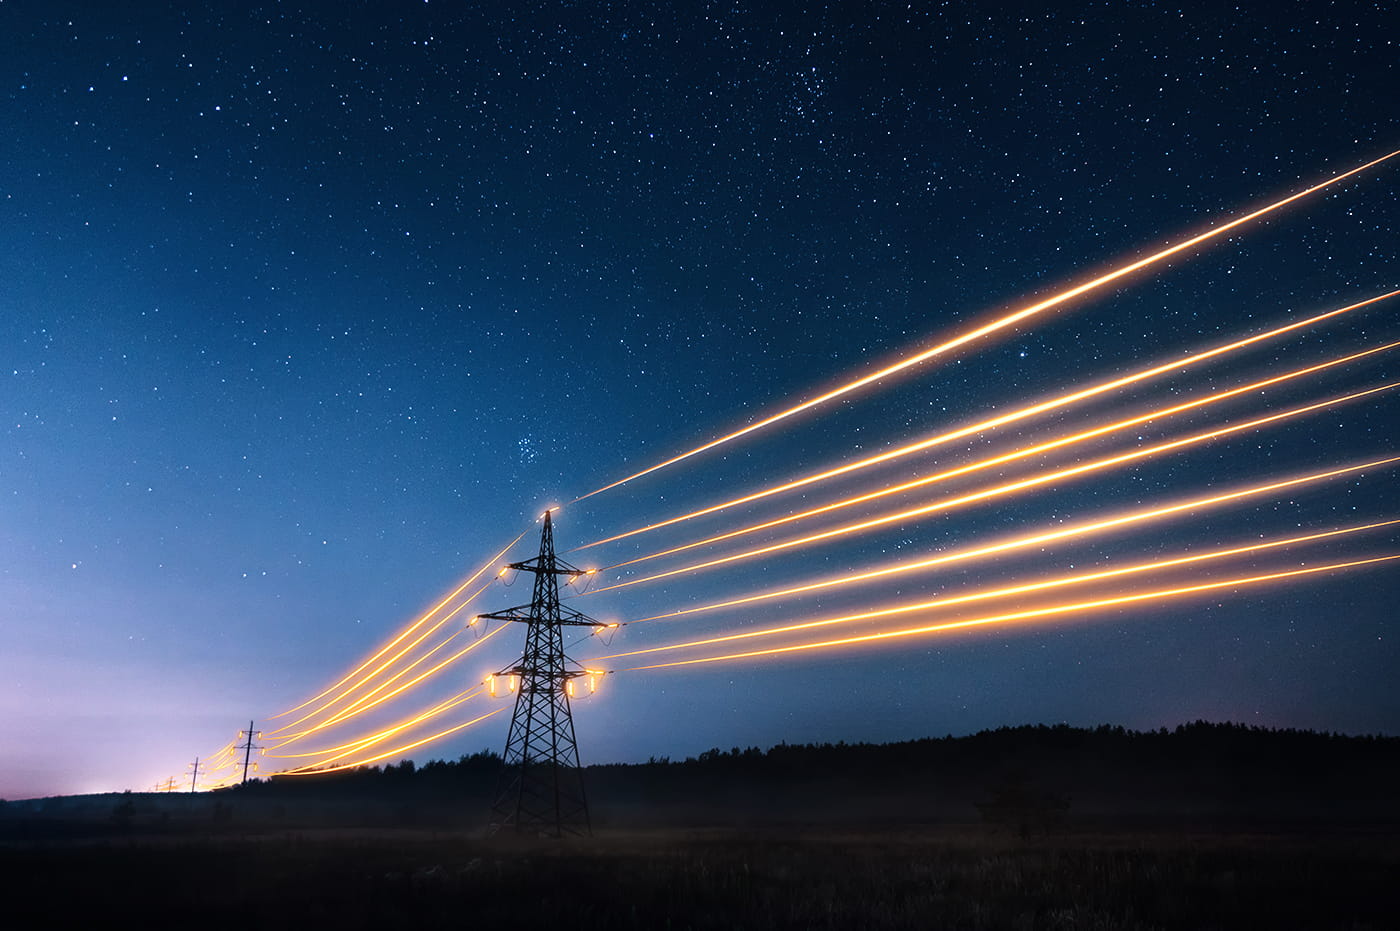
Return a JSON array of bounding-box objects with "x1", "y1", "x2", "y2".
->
[{"x1": 480, "y1": 510, "x2": 603, "y2": 836}]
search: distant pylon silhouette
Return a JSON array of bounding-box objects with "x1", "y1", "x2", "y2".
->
[
  {"x1": 237, "y1": 720, "x2": 262, "y2": 784},
  {"x1": 479, "y1": 510, "x2": 603, "y2": 836}
]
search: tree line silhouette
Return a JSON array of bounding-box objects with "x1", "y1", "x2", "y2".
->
[{"x1": 218, "y1": 721, "x2": 1400, "y2": 827}]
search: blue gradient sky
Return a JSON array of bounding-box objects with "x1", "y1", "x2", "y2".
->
[{"x1": 2, "y1": 1, "x2": 1397, "y2": 799}]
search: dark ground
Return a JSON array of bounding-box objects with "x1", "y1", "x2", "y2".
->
[
  {"x1": 4, "y1": 823, "x2": 1399, "y2": 930},
  {"x1": 7, "y1": 724, "x2": 1399, "y2": 929}
]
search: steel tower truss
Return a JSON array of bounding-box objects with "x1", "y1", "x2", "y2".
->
[{"x1": 479, "y1": 510, "x2": 603, "y2": 836}]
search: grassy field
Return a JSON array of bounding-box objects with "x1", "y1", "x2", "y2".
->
[{"x1": 6, "y1": 823, "x2": 1398, "y2": 929}]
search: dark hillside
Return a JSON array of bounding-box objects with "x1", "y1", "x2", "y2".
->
[{"x1": 8, "y1": 721, "x2": 1396, "y2": 834}]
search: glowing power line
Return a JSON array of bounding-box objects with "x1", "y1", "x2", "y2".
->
[
  {"x1": 270, "y1": 527, "x2": 529, "y2": 721},
  {"x1": 572, "y1": 151, "x2": 1400, "y2": 504},
  {"x1": 596, "y1": 518, "x2": 1400, "y2": 660},
  {"x1": 274, "y1": 624, "x2": 507, "y2": 742},
  {"x1": 623, "y1": 554, "x2": 1400, "y2": 671},
  {"x1": 624, "y1": 454, "x2": 1400, "y2": 624},
  {"x1": 576, "y1": 290, "x2": 1398, "y2": 552},
  {"x1": 599, "y1": 341, "x2": 1400, "y2": 572},
  {"x1": 269, "y1": 578, "x2": 497, "y2": 739},
  {"x1": 268, "y1": 687, "x2": 486, "y2": 764},
  {"x1": 590, "y1": 383, "x2": 1398, "y2": 594},
  {"x1": 277, "y1": 708, "x2": 505, "y2": 776}
]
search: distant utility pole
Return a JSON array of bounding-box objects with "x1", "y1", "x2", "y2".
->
[
  {"x1": 480, "y1": 510, "x2": 605, "y2": 837},
  {"x1": 189, "y1": 757, "x2": 200, "y2": 793},
  {"x1": 237, "y1": 720, "x2": 262, "y2": 784}
]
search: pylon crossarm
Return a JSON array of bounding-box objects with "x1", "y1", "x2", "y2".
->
[
  {"x1": 493, "y1": 669, "x2": 591, "y2": 685},
  {"x1": 505, "y1": 558, "x2": 585, "y2": 577},
  {"x1": 479, "y1": 606, "x2": 602, "y2": 627}
]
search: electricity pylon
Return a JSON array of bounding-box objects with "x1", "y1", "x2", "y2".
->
[
  {"x1": 479, "y1": 510, "x2": 603, "y2": 836},
  {"x1": 237, "y1": 721, "x2": 262, "y2": 784}
]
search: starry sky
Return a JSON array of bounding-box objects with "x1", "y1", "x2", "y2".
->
[{"x1": 2, "y1": 0, "x2": 1397, "y2": 799}]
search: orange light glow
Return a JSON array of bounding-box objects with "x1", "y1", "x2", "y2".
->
[
  {"x1": 626, "y1": 454, "x2": 1400, "y2": 623},
  {"x1": 597, "y1": 518, "x2": 1400, "y2": 660},
  {"x1": 625, "y1": 554, "x2": 1400, "y2": 671},
  {"x1": 600, "y1": 343, "x2": 1400, "y2": 572},
  {"x1": 270, "y1": 527, "x2": 529, "y2": 720},
  {"x1": 571, "y1": 152, "x2": 1400, "y2": 505},
  {"x1": 276, "y1": 708, "x2": 505, "y2": 776},
  {"x1": 274, "y1": 624, "x2": 506, "y2": 742},
  {"x1": 271, "y1": 628, "x2": 475, "y2": 743},
  {"x1": 590, "y1": 384, "x2": 1397, "y2": 594},
  {"x1": 575, "y1": 291, "x2": 1399, "y2": 552},
  {"x1": 268, "y1": 687, "x2": 485, "y2": 763},
  {"x1": 270, "y1": 577, "x2": 498, "y2": 737}
]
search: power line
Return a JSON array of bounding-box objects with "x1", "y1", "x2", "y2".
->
[{"x1": 571, "y1": 150, "x2": 1400, "y2": 504}]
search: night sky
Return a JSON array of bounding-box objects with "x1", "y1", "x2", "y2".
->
[{"x1": 3, "y1": 1, "x2": 1397, "y2": 799}]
